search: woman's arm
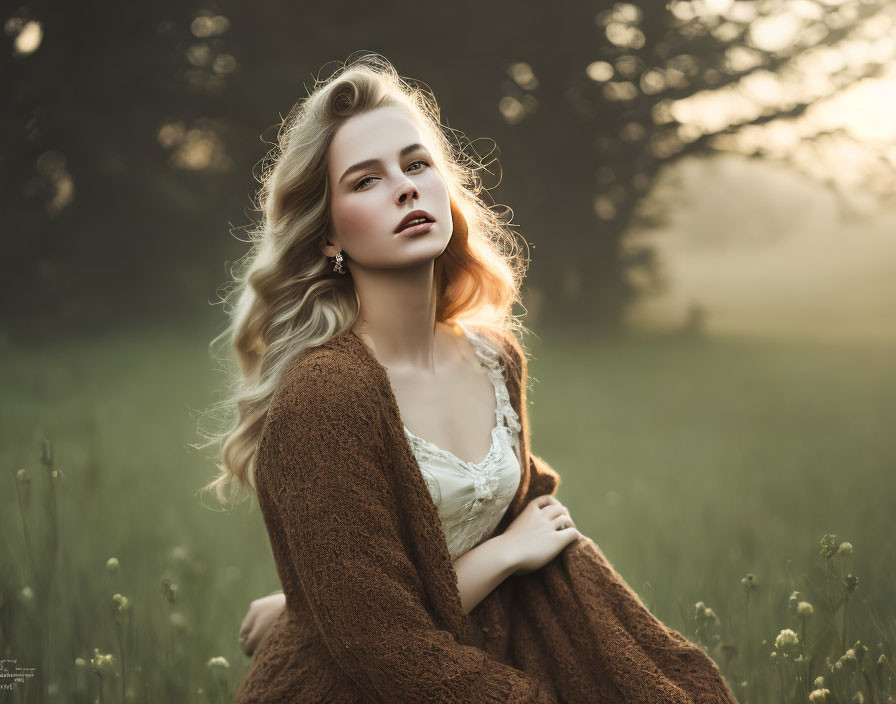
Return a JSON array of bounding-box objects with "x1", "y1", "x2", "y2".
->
[
  {"x1": 238, "y1": 536, "x2": 518, "y2": 653},
  {"x1": 238, "y1": 534, "x2": 520, "y2": 653},
  {"x1": 243, "y1": 484, "x2": 575, "y2": 647},
  {"x1": 452, "y1": 534, "x2": 518, "y2": 615}
]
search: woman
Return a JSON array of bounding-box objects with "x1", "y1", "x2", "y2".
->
[{"x1": 205, "y1": 53, "x2": 738, "y2": 703}]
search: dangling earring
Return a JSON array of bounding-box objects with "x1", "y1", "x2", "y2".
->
[{"x1": 332, "y1": 250, "x2": 346, "y2": 275}]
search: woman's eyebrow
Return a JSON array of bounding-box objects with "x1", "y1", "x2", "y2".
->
[{"x1": 339, "y1": 143, "x2": 429, "y2": 184}]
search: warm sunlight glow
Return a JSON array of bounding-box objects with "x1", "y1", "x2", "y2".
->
[
  {"x1": 664, "y1": 3, "x2": 896, "y2": 200},
  {"x1": 625, "y1": 155, "x2": 896, "y2": 343},
  {"x1": 157, "y1": 121, "x2": 233, "y2": 171},
  {"x1": 748, "y1": 12, "x2": 804, "y2": 52},
  {"x1": 13, "y1": 20, "x2": 42, "y2": 56}
]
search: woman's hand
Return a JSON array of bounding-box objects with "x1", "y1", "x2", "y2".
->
[
  {"x1": 238, "y1": 592, "x2": 286, "y2": 656},
  {"x1": 500, "y1": 494, "x2": 581, "y2": 576}
]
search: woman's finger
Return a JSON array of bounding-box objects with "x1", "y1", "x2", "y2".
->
[
  {"x1": 552, "y1": 515, "x2": 570, "y2": 529},
  {"x1": 239, "y1": 606, "x2": 257, "y2": 637},
  {"x1": 532, "y1": 494, "x2": 560, "y2": 509},
  {"x1": 240, "y1": 630, "x2": 255, "y2": 656}
]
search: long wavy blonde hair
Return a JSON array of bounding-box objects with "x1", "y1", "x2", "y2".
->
[{"x1": 196, "y1": 53, "x2": 532, "y2": 507}]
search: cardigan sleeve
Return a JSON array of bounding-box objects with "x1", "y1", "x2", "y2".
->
[
  {"x1": 256, "y1": 362, "x2": 557, "y2": 704},
  {"x1": 528, "y1": 453, "x2": 561, "y2": 497}
]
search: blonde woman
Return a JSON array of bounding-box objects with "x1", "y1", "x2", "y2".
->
[{"x1": 203, "y1": 53, "x2": 738, "y2": 703}]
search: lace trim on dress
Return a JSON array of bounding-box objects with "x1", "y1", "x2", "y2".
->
[{"x1": 460, "y1": 323, "x2": 522, "y2": 436}]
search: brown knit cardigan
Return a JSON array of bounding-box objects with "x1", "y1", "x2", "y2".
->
[{"x1": 235, "y1": 326, "x2": 739, "y2": 703}]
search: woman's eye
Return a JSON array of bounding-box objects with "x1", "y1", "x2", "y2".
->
[{"x1": 353, "y1": 161, "x2": 429, "y2": 191}]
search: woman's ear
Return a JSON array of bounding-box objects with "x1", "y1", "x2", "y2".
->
[{"x1": 320, "y1": 236, "x2": 340, "y2": 258}]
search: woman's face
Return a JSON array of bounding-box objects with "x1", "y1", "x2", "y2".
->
[{"x1": 323, "y1": 106, "x2": 453, "y2": 270}]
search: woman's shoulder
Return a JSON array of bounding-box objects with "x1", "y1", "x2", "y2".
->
[
  {"x1": 254, "y1": 333, "x2": 390, "y2": 494},
  {"x1": 269, "y1": 331, "x2": 384, "y2": 421},
  {"x1": 463, "y1": 322, "x2": 526, "y2": 373}
]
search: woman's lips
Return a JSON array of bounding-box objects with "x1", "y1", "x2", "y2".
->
[
  {"x1": 394, "y1": 210, "x2": 435, "y2": 232},
  {"x1": 397, "y1": 220, "x2": 435, "y2": 236}
]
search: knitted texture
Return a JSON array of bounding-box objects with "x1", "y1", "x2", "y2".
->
[{"x1": 235, "y1": 326, "x2": 740, "y2": 704}]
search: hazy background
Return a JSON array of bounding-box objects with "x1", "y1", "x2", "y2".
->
[{"x1": 3, "y1": 1, "x2": 895, "y2": 702}]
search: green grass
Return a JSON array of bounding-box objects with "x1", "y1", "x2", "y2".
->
[{"x1": 2, "y1": 320, "x2": 894, "y2": 703}]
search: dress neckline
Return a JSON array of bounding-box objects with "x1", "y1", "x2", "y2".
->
[{"x1": 401, "y1": 322, "x2": 507, "y2": 469}]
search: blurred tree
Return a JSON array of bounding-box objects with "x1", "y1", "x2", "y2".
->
[
  {"x1": 493, "y1": 0, "x2": 895, "y2": 332},
  {"x1": 2, "y1": 0, "x2": 893, "y2": 339}
]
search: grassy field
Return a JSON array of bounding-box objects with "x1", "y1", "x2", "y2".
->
[{"x1": 2, "y1": 320, "x2": 894, "y2": 703}]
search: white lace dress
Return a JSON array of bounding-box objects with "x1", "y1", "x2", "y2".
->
[{"x1": 403, "y1": 322, "x2": 523, "y2": 561}]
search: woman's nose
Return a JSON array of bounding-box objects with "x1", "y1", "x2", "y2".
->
[{"x1": 396, "y1": 176, "x2": 419, "y2": 203}]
